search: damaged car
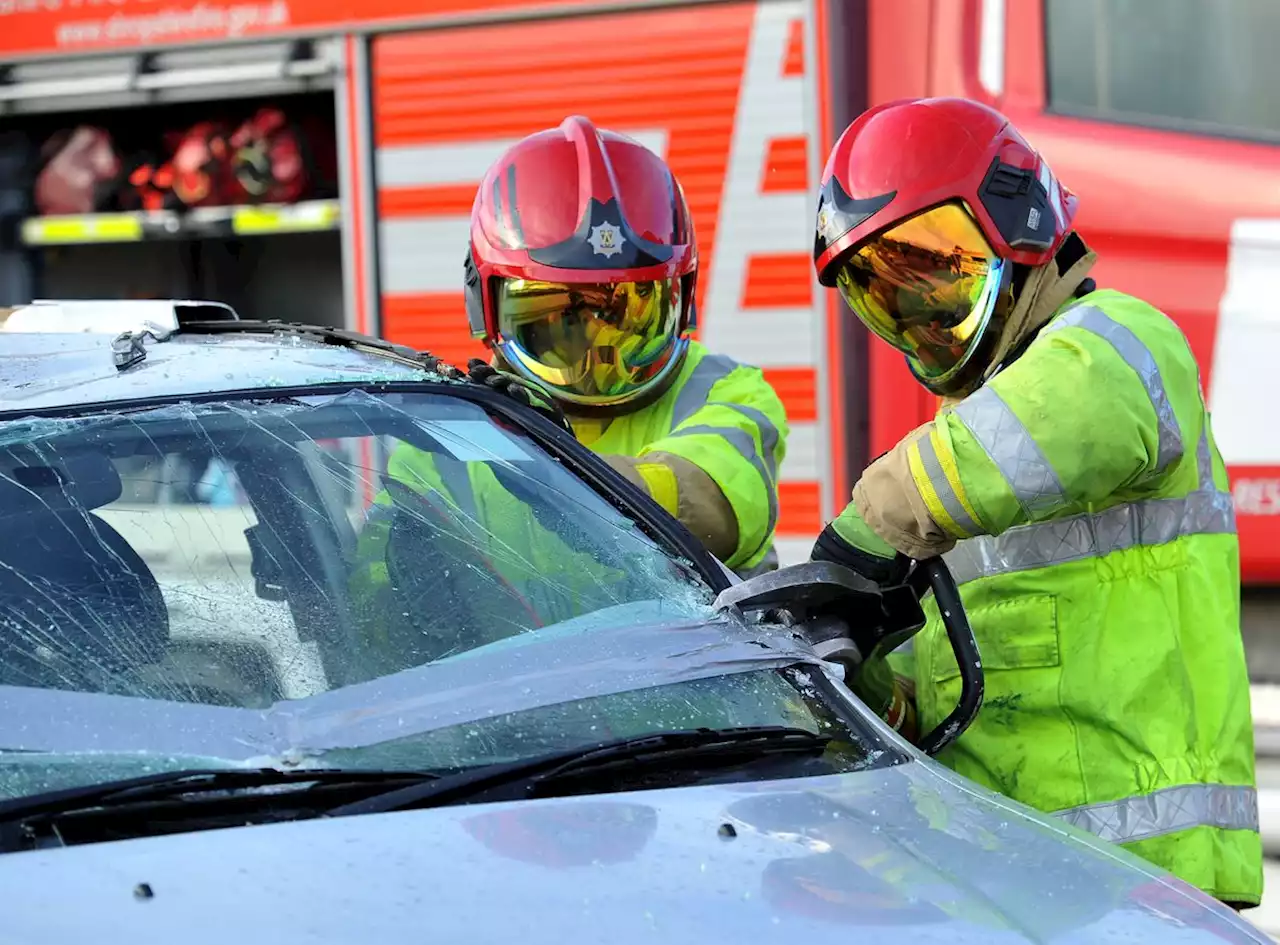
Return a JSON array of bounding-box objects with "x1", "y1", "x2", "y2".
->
[{"x1": 0, "y1": 298, "x2": 1266, "y2": 944}]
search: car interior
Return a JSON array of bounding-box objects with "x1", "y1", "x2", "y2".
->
[{"x1": 0, "y1": 397, "x2": 668, "y2": 710}]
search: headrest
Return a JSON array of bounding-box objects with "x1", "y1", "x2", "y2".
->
[{"x1": 0, "y1": 450, "x2": 122, "y2": 511}]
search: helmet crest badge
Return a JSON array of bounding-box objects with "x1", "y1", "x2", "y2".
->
[{"x1": 589, "y1": 222, "x2": 625, "y2": 258}]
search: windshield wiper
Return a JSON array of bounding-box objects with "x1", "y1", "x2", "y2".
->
[
  {"x1": 326, "y1": 725, "x2": 831, "y2": 819},
  {"x1": 0, "y1": 766, "x2": 439, "y2": 849},
  {"x1": 0, "y1": 727, "x2": 829, "y2": 850}
]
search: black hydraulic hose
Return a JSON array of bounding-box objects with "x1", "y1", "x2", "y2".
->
[{"x1": 913, "y1": 556, "x2": 985, "y2": 757}]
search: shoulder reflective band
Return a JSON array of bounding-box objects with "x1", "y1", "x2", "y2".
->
[
  {"x1": 668, "y1": 354, "x2": 783, "y2": 479},
  {"x1": 1041, "y1": 304, "x2": 1183, "y2": 475},
  {"x1": 666, "y1": 352, "x2": 782, "y2": 544},
  {"x1": 670, "y1": 357, "x2": 782, "y2": 476},
  {"x1": 945, "y1": 423, "x2": 1232, "y2": 585},
  {"x1": 1053, "y1": 783, "x2": 1258, "y2": 845},
  {"x1": 664, "y1": 424, "x2": 778, "y2": 536},
  {"x1": 721, "y1": 401, "x2": 782, "y2": 486},
  {"x1": 670, "y1": 354, "x2": 738, "y2": 428},
  {"x1": 953, "y1": 384, "x2": 1066, "y2": 518}
]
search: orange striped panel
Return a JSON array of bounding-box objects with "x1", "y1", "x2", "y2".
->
[
  {"x1": 763, "y1": 366, "x2": 818, "y2": 422},
  {"x1": 379, "y1": 184, "x2": 478, "y2": 218},
  {"x1": 382, "y1": 293, "x2": 488, "y2": 368},
  {"x1": 372, "y1": 3, "x2": 756, "y2": 341},
  {"x1": 782, "y1": 17, "x2": 805, "y2": 77},
  {"x1": 777, "y1": 481, "x2": 823, "y2": 536},
  {"x1": 740, "y1": 252, "x2": 813, "y2": 309},
  {"x1": 760, "y1": 135, "x2": 809, "y2": 193}
]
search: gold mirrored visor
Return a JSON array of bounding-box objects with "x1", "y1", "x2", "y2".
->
[
  {"x1": 834, "y1": 203, "x2": 1005, "y2": 382},
  {"x1": 495, "y1": 277, "x2": 685, "y2": 405}
]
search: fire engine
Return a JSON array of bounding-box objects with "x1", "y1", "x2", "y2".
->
[{"x1": 0, "y1": 0, "x2": 1277, "y2": 600}]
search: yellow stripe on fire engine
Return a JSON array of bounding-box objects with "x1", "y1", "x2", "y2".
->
[
  {"x1": 22, "y1": 214, "x2": 144, "y2": 245},
  {"x1": 232, "y1": 200, "x2": 340, "y2": 236}
]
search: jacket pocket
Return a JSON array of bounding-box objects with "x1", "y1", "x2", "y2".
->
[{"x1": 930, "y1": 594, "x2": 1060, "y2": 684}]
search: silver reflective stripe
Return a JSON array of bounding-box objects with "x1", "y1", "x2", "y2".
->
[
  {"x1": 1054, "y1": 783, "x2": 1258, "y2": 845},
  {"x1": 669, "y1": 354, "x2": 783, "y2": 482},
  {"x1": 944, "y1": 488, "x2": 1235, "y2": 584},
  {"x1": 953, "y1": 385, "x2": 1066, "y2": 517},
  {"x1": 1042, "y1": 305, "x2": 1183, "y2": 474},
  {"x1": 671, "y1": 353, "x2": 737, "y2": 428},
  {"x1": 915, "y1": 431, "x2": 982, "y2": 536},
  {"x1": 945, "y1": 419, "x2": 1232, "y2": 585},
  {"x1": 666, "y1": 424, "x2": 778, "y2": 534},
  {"x1": 1197, "y1": 422, "x2": 1215, "y2": 492},
  {"x1": 721, "y1": 401, "x2": 780, "y2": 483}
]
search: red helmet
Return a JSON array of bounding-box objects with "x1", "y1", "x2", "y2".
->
[
  {"x1": 813, "y1": 97, "x2": 1078, "y2": 395},
  {"x1": 465, "y1": 116, "x2": 698, "y2": 415}
]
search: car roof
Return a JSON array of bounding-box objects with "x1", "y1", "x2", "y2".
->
[
  {"x1": 0, "y1": 329, "x2": 443, "y2": 414},
  {"x1": 0, "y1": 298, "x2": 455, "y2": 414}
]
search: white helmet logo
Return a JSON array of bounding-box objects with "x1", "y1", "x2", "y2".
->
[
  {"x1": 816, "y1": 198, "x2": 842, "y2": 243},
  {"x1": 589, "y1": 222, "x2": 625, "y2": 258}
]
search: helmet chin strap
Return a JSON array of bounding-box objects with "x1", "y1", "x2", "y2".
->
[
  {"x1": 980, "y1": 232, "x2": 1099, "y2": 385},
  {"x1": 932, "y1": 233, "x2": 1098, "y2": 406}
]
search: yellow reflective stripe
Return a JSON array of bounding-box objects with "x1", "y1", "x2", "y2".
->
[
  {"x1": 908, "y1": 438, "x2": 970, "y2": 540},
  {"x1": 929, "y1": 428, "x2": 983, "y2": 532},
  {"x1": 636, "y1": 461, "x2": 679, "y2": 517}
]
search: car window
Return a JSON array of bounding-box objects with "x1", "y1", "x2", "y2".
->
[
  {"x1": 0, "y1": 389, "x2": 890, "y2": 800},
  {"x1": 1045, "y1": 0, "x2": 1280, "y2": 142},
  {"x1": 98, "y1": 454, "x2": 329, "y2": 703}
]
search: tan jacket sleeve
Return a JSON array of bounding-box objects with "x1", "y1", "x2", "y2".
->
[
  {"x1": 603, "y1": 452, "x2": 739, "y2": 561},
  {"x1": 852, "y1": 423, "x2": 959, "y2": 560}
]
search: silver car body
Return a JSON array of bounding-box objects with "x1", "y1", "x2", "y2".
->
[{"x1": 0, "y1": 305, "x2": 1267, "y2": 943}]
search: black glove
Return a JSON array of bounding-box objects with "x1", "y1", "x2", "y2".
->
[
  {"x1": 810, "y1": 514, "x2": 911, "y2": 587},
  {"x1": 805, "y1": 507, "x2": 921, "y2": 676},
  {"x1": 465, "y1": 359, "x2": 573, "y2": 433},
  {"x1": 466, "y1": 359, "x2": 532, "y2": 403}
]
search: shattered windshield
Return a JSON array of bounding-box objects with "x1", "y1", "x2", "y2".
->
[{"x1": 0, "y1": 389, "x2": 885, "y2": 801}]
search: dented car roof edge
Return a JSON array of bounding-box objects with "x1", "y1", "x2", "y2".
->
[{"x1": 0, "y1": 329, "x2": 449, "y2": 414}]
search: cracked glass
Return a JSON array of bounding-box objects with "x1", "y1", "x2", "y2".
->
[{"x1": 0, "y1": 388, "x2": 882, "y2": 800}]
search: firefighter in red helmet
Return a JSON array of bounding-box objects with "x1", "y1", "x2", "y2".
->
[
  {"x1": 808, "y1": 97, "x2": 1259, "y2": 907},
  {"x1": 456, "y1": 116, "x2": 788, "y2": 576}
]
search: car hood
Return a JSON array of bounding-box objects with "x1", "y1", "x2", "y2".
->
[{"x1": 0, "y1": 762, "x2": 1265, "y2": 944}]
